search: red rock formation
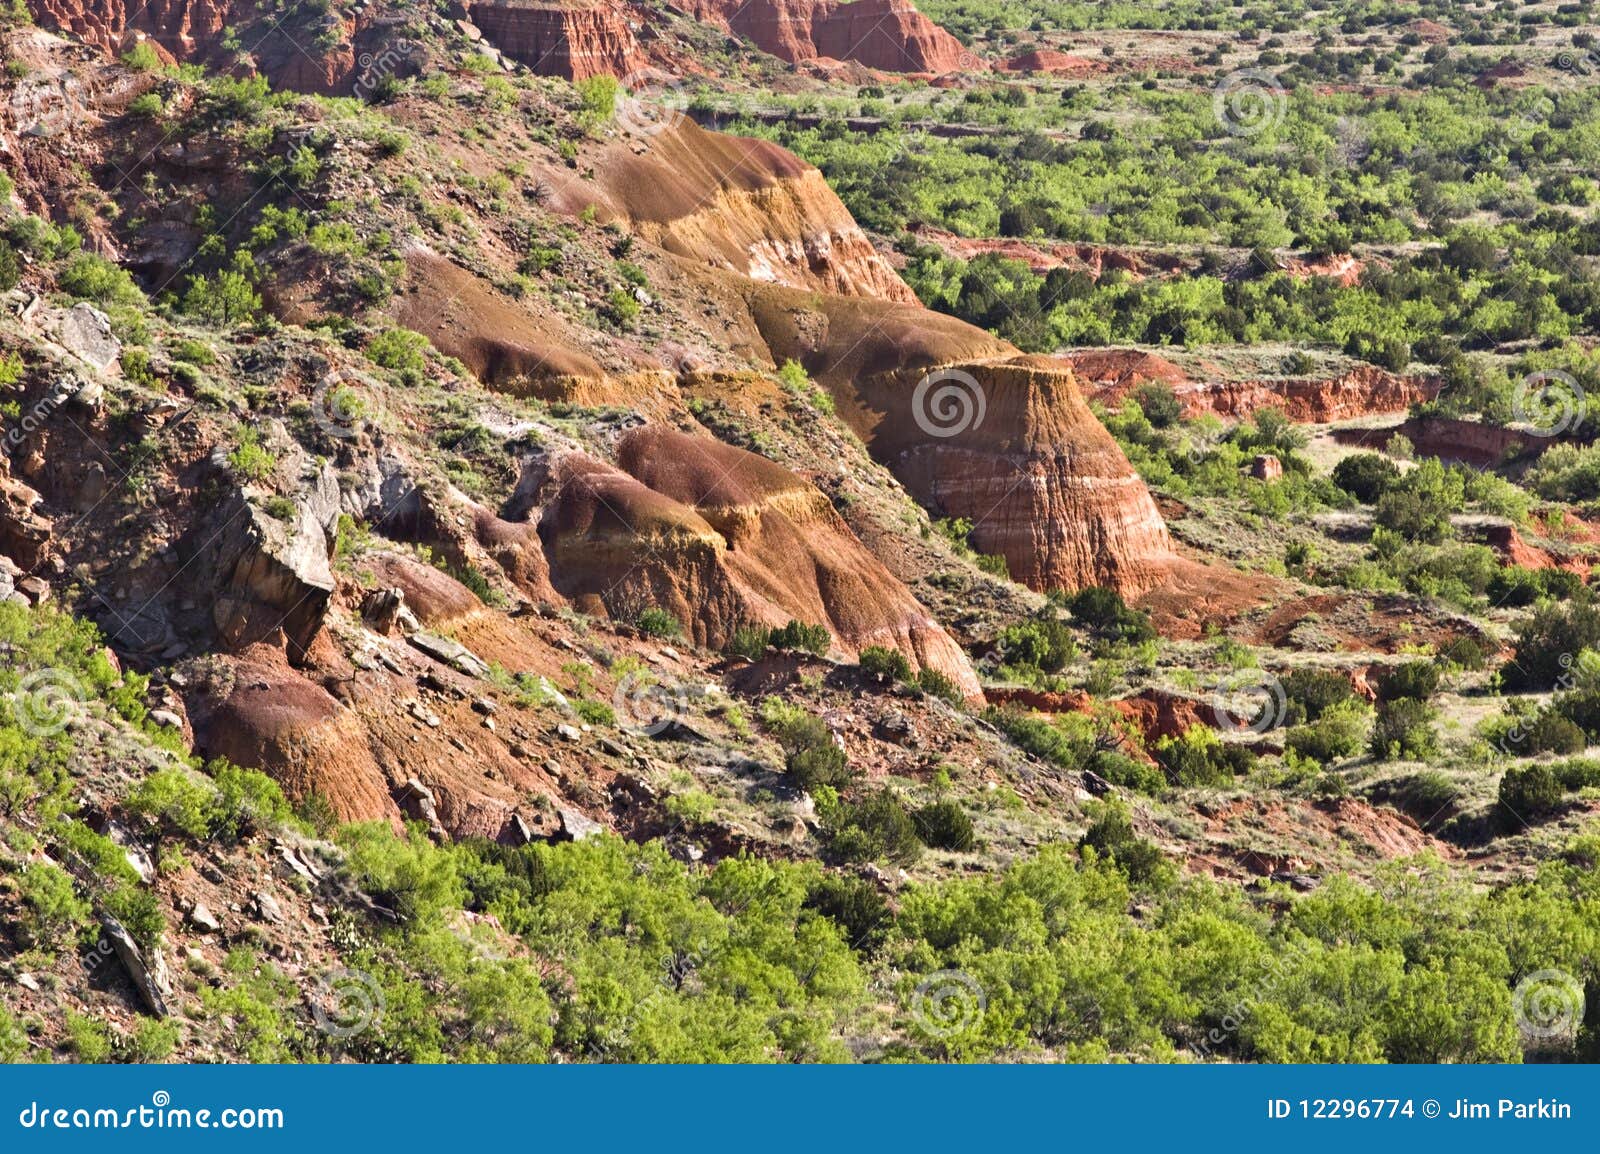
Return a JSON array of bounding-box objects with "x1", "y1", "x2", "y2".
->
[
  {"x1": 589, "y1": 121, "x2": 917, "y2": 303},
  {"x1": 738, "y1": 282, "x2": 1177, "y2": 597},
  {"x1": 1073, "y1": 355, "x2": 1441, "y2": 424},
  {"x1": 1475, "y1": 523, "x2": 1594, "y2": 576},
  {"x1": 464, "y1": 1, "x2": 646, "y2": 81},
  {"x1": 539, "y1": 426, "x2": 982, "y2": 697},
  {"x1": 1190, "y1": 365, "x2": 1442, "y2": 422},
  {"x1": 27, "y1": 0, "x2": 229, "y2": 59},
  {"x1": 24, "y1": 0, "x2": 384, "y2": 94},
  {"x1": 1003, "y1": 49, "x2": 1109, "y2": 76},
  {"x1": 686, "y1": 0, "x2": 970, "y2": 73},
  {"x1": 1331, "y1": 415, "x2": 1537, "y2": 468}
]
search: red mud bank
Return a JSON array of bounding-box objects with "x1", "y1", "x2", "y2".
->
[
  {"x1": 1063, "y1": 350, "x2": 1440, "y2": 423},
  {"x1": 1331, "y1": 415, "x2": 1546, "y2": 467}
]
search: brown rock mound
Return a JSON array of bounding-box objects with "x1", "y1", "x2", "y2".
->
[
  {"x1": 185, "y1": 645, "x2": 395, "y2": 823},
  {"x1": 588, "y1": 121, "x2": 917, "y2": 304},
  {"x1": 686, "y1": 0, "x2": 971, "y2": 73},
  {"x1": 539, "y1": 425, "x2": 982, "y2": 697},
  {"x1": 360, "y1": 552, "x2": 483, "y2": 628},
  {"x1": 391, "y1": 247, "x2": 607, "y2": 391}
]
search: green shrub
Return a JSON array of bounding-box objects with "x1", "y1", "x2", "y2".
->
[
  {"x1": 1078, "y1": 802, "x2": 1167, "y2": 883},
  {"x1": 1377, "y1": 660, "x2": 1441, "y2": 702},
  {"x1": 1370, "y1": 698, "x2": 1438, "y2": 761},
  {"x1": 1554, "y1": 758, "x2": 1600, "y2": 790},
  {"x1": 726, "y1": 623, "x2": 770, "y2": 661},
  {"x1": 1068, "y1": 586, "x2": 1155, "y2": 642},
  {"x1": 995, "y1": 616, "x2": 1076, "y2": 673},
  {"x1": 829, "y1": 790, "x2": 922, "y2": 866},
  {"x1": 1557, "y1": 690, "x2": 1600, "y2": 739},
  {"x1": 207, "y1": 760, "x2": 294, "y2": 841},
  {"x1": 1085, "y1": 748, "x2": 1167, "y2": 794},
  {"x1": 1130, "y1": 381, "x2": 1182, "y2": 428},
  {"x1": 59, "y1": 253, "x2": 145, "y2": 307},
  {"x1": 181, "y1": 267, "x2": 260, "y2": 327},
  {"x1": 802, "y1": 873, "x2": 890, "y2": 951},
  {"x1": 1505, "y1": 602, "x2": 1600, "y2": 691},
  {"x1": 1520, "y1": 712, "x2": 1588, "y2": 757},
  {"x1": 787, "y1": 738, "x2": 852, "y2": 792},
  {"x1": 1280, "y1": 668, "x2": 1355, "y2": 723},
  {"x1": 1498, "y1": 764, "x2": 1563, "y2": 827},
  {"x1": 16, "y1": 861, "x2": 91, "y2": 947},
  {"x1": 769, "y1": 620, "x2": 830, "y2": 655},
  {"x1": 635, "y1": 607, "x2": 681, "y2": 639},
  {"x1": 859, "y1": 646, "x2": 912, "y2": 684},
  {"x1": 1332, "y1": 452, "x2": 1400, "y2": 503},
  {"x1": 125, "y1": 767, "x2": 215, "y2": 843},
  {"x1": 1285, "y1": 701, "x2": 1369, "y2": 762},
  {"x1": 366, "y1": 328, "x2": 430, "y2": 378},
  {"x1": 1153, "y1": 727, "x2": 1255, "y2": 787},
  {"x1": 0, "y1": 239, "x2": 19, "y2": 292},
  {"x1": 912, "y1": 800, "x2": 976, "y2": 851},
  {"x1": 226, "y1": 427, "x2": 276, "y2": 483},
  {"x1": 917, "y1": 667, "x2": 965, "y2": 704},
  {"x1": 121, "y1": 41, "x2": 165, "y2": 72}
]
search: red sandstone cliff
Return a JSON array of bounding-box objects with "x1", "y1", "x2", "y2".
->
[
  {"x1": 685, "y1": 0, "x2": 971, "y2": 73},
  {"x1": 464, "y1": 1, "x2": 646, "y2": 81},
  {"x1": 27, "y1": 0, "x2": 228, "y2": 59}
]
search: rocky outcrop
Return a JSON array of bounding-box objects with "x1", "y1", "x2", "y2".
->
[
  {"x1": 686, "y1": 0, "x2": 971, "y2": 73},
  {"x1": 1181, "y1": 365, "x2": 1440, "y2": 422},
  {"x1": 1003, "y1": 49, "x2": 1109, "y2": 76},
  {"x1": 1332, "y1": 415, "x2": 1540, "y2": 468},
  {"x1": 209, "y1": 463, "x2": 341, "y2": 663},
  {"x1": 27, "y1": 0, "x2": 228, "y2": 59},
  {"x1": 591, "y1": 122, "x2": 917, "y2": 303},
  {"x1": 1067, "y1": 353, "x2": 1441, "y2": 424},
  {"x1": 744, "y1": 287, "x2": 1177, "y2": 596},
  {"x1": 464, "y1": 2, "x2": 646, "y2": 81},
  {"x1": 184, "y1": 644, "x2": 396, "y2": 822},
  {"x1": 539, "y1": 426, "x2": 982, "y2": 697},
  {"x1": 864, "y1": 355, "x2": 1176, "y2": 595}
]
